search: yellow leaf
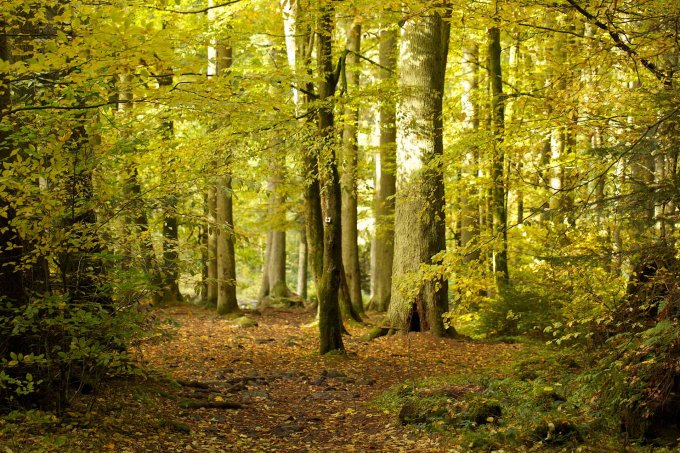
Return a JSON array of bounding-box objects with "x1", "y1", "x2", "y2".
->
[{"x1": 214, "y1": 396, "x2": 224, "y2": 402}]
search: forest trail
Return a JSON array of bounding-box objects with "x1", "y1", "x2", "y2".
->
[{"x1": 3, "y1": 305, "x2": 522, "y2": 452}]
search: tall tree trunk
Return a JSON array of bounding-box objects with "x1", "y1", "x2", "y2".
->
[
  {"x1": 117, "y1": 75, "x2": 160, "y2": 299},
  {"x1": 216, "y1": 173, "x2": 238, "y2": 314},
  {"x1": 297, "y1": 225, "x2": 308, "y2": 300},
  {"x1": 316, "y1": 2, "x2": 344, "y2": 354},
  {"x1": 210, "y1": 42, "x2": 239, "y2": 315},
  {"x1": 341, "y1": 18, "x2": 364, "y2": 316},
  {"x1": 488, "y1": 25, "x2": 509, "y2": 287},
  {"x1": 155, "y1": 67, "x2": 183, "y2": 304},
  {"x1": 258, "y1": 231, "x2": 272, "y2": 302},
  {"x1": 387, "y1": 8, "x2": 452, "y2": 337},
  {"x1": 261, "y1": 151, "x2": 290, "y2": 299},
  {"x1": 370, "y1": 22, "x2": 397, "y2": 312},
  {"x1": 207, "y1": 186, "x2": 218, "y2": 305},
  {"x1": 459, "y1": 41, "x2": 481, "y2": 263}
]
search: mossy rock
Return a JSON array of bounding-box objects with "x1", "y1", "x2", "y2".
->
[
  {"x1": 469, "y1": 400, "x2": 502, "y2": 425},
  {"x1": 233, "y1": 316, "x2": 258, "y2": 328},
  {"x1": 531, "y1": 420, "x2": 581, "y2": 445},
  {"x1": 398, "y1": 399, "x2": 448, "y2": 425}
]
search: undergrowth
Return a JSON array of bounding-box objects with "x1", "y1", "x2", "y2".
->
[{"x1": 374, "y1": 346, "x2": 678, "y2": 452}]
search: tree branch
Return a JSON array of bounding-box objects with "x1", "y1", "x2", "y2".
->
[
  {"x1": 564, "y1": 0, "x2": 672, "y2": 86},
  {"x1": 145, "y1": 0, "x2": 242, "y2": 15}
]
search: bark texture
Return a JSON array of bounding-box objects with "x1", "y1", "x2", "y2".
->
[
  {"x1": 387, "y1": 10, "x2": 452, "y2": 336},
  {"x1": 370, "y1": 23, "x2": 398, "y2": 312},
  {"x1": 488, "y1": 26, "x2": 509, "y2": 286},
  {"x1": 316, "y1": 3, "x2": 344, "y2": 353},
  {"x1": 341, "y1": 19, "x2": 364, "y2": 315},
  {"x1": 212, "y1": 43, "x2": 239, "y2": 315}
]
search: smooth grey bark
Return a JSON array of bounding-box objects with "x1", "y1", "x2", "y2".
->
[
  {"x1": 261, "y1": 151, "x2": 290, "y2": 299},
  {"x1": 387, "y1": 9, "x2": 452, "y2": 336},
  {"x1": 216, "y1": 173, "x2": 238, "y2": 315},
  {"x1": 212, "y1": 43, "x2": 239, "y2": 315},
  {"x1": 370, "y1": 23, "x2": 398, "y2": 312},
  {"x1": 340, "y1": 18, "x2": 364, "y2": 315},
  {"x1": 258, "y1": 231, "x2": 272, "y2": 302}
]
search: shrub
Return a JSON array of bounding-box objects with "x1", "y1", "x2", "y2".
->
[{"x1": 0, "y1": 292, "x2": 146, "y2": 414}]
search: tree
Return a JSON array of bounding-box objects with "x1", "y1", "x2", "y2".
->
[
  {"x1": 340, "y1": 17, "x2": 364, "y2": 316},
  {"x1": 370, "y1": 18, "x2": 398, "y2": 313},
  {"x1": 487, "y1": 23, "x2": 509, "y2": 287},
  {"x1": 315, "y1": 1, "x2": 344, "y2": 353},
  {"x1": 387, "y1": 5, "x2": 453, "y2": 336},
  {"x1": 208, "y1": 28, "x2": 239, "y2": 315}
]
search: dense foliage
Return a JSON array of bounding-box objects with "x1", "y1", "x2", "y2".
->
[{"x1": 1, "y1": 0, "x2": 679, "y2": 446}]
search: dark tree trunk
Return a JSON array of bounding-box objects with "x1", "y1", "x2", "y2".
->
[
  {"x1": 341, "y1": 19, "x2": 364, "y2": 316},
  {"x1": 316, "y1": 2, "x2": 344, "y2": 354},
  {"x1": 488, "y1": 26, "x2": 509, "y2": 287}
]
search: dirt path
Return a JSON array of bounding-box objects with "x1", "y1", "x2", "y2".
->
[
  {"x1": 134, "y1": 305, "x2": 520, "y2": 452},
  {"x1": 3, "y1": 305, "x2": 522, "y2": 452}
]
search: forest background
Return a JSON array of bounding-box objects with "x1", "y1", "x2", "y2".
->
[{"x1": 1, "y1": 0, "x2": 680, "y2": 448}]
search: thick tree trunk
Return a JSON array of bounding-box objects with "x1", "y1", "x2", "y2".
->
[
  {"x1": 269, "y1": 229, "x2": 288, "y2": 297},
  {"x1": 316, "y1": 3, "x2": 344, "y2": 354},
  {"x1": 488, "y1": 26, "x2": 509, "y2": 287},
  {"x1": 210, "y1": 42, "x2": 239, "y2": 315},
  {"x1": 387, "y1": 10, "x2": 452, "y2": 337},
  {"x1": 370, "y1": 24, "x2": 397, "y2": 312},
  {"x1": 341, "y1": 19, "x2": 364, "y2": 316},
  {"x1": 216, "y1": 175, "x2": 239, "y2": 315}
]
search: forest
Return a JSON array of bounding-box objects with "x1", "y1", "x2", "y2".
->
[{"x1": 1, "y1": 0, "x2": 680, "y2": 451}]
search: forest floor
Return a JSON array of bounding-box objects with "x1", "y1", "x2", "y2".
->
[
  {"x1": 4, "y1": 304, "x2": 657, "y2": 452},
  {"x1": 0, "y1": 304, "x2": 527, "y2": 452}
]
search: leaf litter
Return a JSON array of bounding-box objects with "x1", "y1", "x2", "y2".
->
[{"x1": 1, "y1": 304, "x2": 521, "y2": 452}]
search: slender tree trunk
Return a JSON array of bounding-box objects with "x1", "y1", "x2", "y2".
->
[
  {"x1": 297, "y1": 225, "x2": 308, "y2": 300},
  {"x1": 488, "y1": 25, "x2": 509, "y2": 287},
  {"x1": 459, "y1": 41, "x2": 481, "y2": 262},
  {"x1": 211, "y1": 42, "x2": 239, "y2": 315},
  {"x1": 262, "y1": 151, "x2": 290, "y2": 299},
  {"x1": 117, "y1": 75, "x2": 161, "y2": 299},
  {"x1": 316, "y1": 2, "x2": 344, "y2": 354},
  {"x1": 387, "y1": 8, "x2": 452, "y2": 337},
  {"x1": 370, "y1": 22, "x2": 397, "y2": 312},
  {"x1": 258, "y1": 231, "x2": 272, "y2": 302},
  {"x1": 341, "y1": 18, "x2": 364, "y2": 316},
  {"x1": 157, "y1": 71, "x2": 183, "y2": 304},
  {"x1": 207, "y1": 186, "x2": 218, "y2": 305}
]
